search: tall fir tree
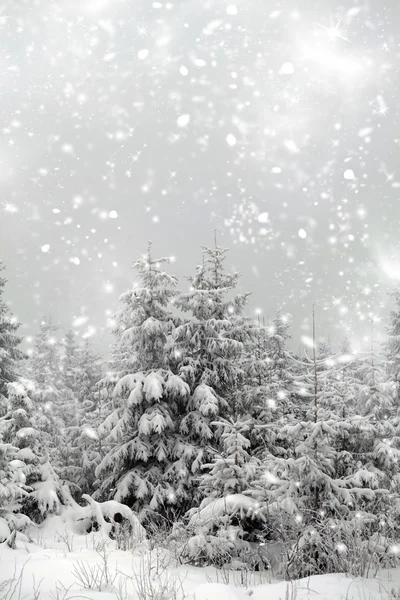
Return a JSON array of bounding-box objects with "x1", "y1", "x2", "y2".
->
[
  {"x1": 65, "y1": 338, "x2": 103, "y2": 495},
  {"x1": 57, "y1": 330, "x2": 81, "y2": 489},
  {"x1": 95, "y1": 244, "x2": 191, "y2": 519},
  {"x1": 26, "y1": 319, "x2": 64, "y2": 467},
  {"x1": 0, "y1": 261, "x2": 25, "y2": 414},
  {"x1": 173, "y1": 242, "x2": 249, "y2": 506},
  {"x1": 386, "y1": 286, "x2": 400, "y2": 404}
]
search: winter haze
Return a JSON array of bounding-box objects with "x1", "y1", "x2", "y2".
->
[{"x1": 0, "y1": 0, "x2": 399, "y2": 351}]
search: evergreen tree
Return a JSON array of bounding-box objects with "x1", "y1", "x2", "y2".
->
[
  {"x1": 260, "y1": 311, "x2": 294, "y2": 427},
  {"x1": 238, "y1": 316, "x2": 275, "y2": 440},
  {"x1": 26, "y1": 319, "x2": 64, "y2": 468},
  {"x1": 55, "y1": 331, "x2": 102, "y2": 494},
  {"x1": 0, "y1": 441, "x2": 27, "y2": 540},
  {"x1": 185, "y1": 417, "x2": 261, "y2": 568},
  {"x1": 386, "y1": 286, "x2": 400, "y2": 403},
  {"x1": 354, "y1": 339, "x2": 399, "y2": 490},
  {"x1": 0, "y1": 261, "x2": 25, "y2": 414},
  {"x1": 95, "y1": 244, "x2": 191, "y2": 519},
  {"x1": 199, "y1": 417, "x2": 257, "y2": 499},
  {"x1": 29, "y1": 318, "x2": 62, "y2": 391},
  {"x1": 2, "y1": 382, "x2": 72, "y2": 524},
  {"x1": 173, "y1": 243, "x2": 249, "y2": 505},
  {"x1": 358, "y1": 347, "x2": 395, "y2": 421},
  {"x1": 62, "y1": 330, "x2": 81, "y2": 396},
  {"x1": 57, "y1": 330, "x2": 81, "y2": 489},
  {"x1": 250, "y1": 312, "x2": 392, "y2": 578},
  {"x1": 72, "y1": 339, "x2": 103, "y2": 495},
  {"x1": 317, "y1": 337, "x2": 332, "y2": 360},
  {"x1": 238, "y1": 312, "x2": 292, "y2": 460}
]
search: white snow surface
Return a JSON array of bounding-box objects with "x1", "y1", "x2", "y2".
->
[
  {"x1": 0, "y1": 514, "x2": 400, "y2": 599},
  {"x1": 188, "y1": 494, "x2": 261, "y2": 528}
]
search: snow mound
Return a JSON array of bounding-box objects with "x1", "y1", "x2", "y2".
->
[
  {"x1": 188, "y1": 494, "x2": 261, "y2": 528},
  {"x1": 63, "y1": 494, "x2": 147, "y2": 546}
]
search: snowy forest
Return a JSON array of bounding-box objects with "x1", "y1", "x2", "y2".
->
[
  {"x1": 3, "y1": 240, "x2": 400, "y2": 598},
  {"x1": 1, "y1": 0, "x2": 400, "y2": 597}
]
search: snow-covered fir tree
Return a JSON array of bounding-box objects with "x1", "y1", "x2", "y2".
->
[
  {"x1": 185, "y1": 417, "x2": 262, "y2": 568},
  {"x1": 71, "y1": 339, "x2": 103, "y2": 495},
  {"x1": 57, "y1": 330, "x2": 81, "y2": 489},
  {"x1": 358, "y1": 335, "x2": 395, "y2": 421},
  {"x1": 2, "y1": 382, "x2": 72, "y2": 525},
  {"x1": 238, "y1": 311, "x2": 293, "y2": 461},
  {"x1": 95, "y1": 244, "x2": 191, "y2": 520},
  {"x1": 52, "y1": 331, "x2": 103, "y2": 495},
  {"x1": 259, "y1": 311, "x2": 294, "y2": 430},
  {"x1": 317, "y1": 337, "x2": 332, "y2": 360},
  {"x1": 0, "y1": 441, "x2": 27, "y2": 541},
  {"x1": 386, "y1": 286, "x2": 400, "y2": 404},
  {"x1": 199, "y1": 417, "x2": 258, "y2": 499},
  {"x1": 0, "y1": 261, "x2": 25, "y2": 415},
  {"x1": 352, "y1": 328, "x2": 399, "y2": 489},
  {"x1": 26, "y1": 321, "x2": 65, "y2": 470},
  {"x1": 172, "y1": 242, "x2": 249, "y2": 506},
  {"x1": 249, "y1": 312, "x2": 396, "y2": 578}
]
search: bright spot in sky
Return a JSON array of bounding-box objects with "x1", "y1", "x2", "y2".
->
[
  {"x1": 109, "y1": 210, "x2": 118, "y2": 219},
  {"x1": 2, "y1": 201, "x2": 18, "y2": 214},
  {"x1": 73, "y1": 315, "x2": 89, "y2": 327},
  {"x1": 381, "y1": 259, "x2": 400, "y2": 280},
  {"x1": 284, "y1": 140, "x2": 300, "y2": 154},
  {"x1": 298, "y1": 228, "x2": 307, "y2": 239},
  {"x1": 279, "y1": 62, "x2": 294, "y2": 75},
  {"x1": 177, "y1": 114, "x2": 190, "y2": 127},
  {"x1": 258, "y1": 212, "x2": 269, "y2": 223},
  {"x1": 301, "y1": 335, "x2": 314, "y2": 349},
  {"x1": 299, "y1": 37, "x2": 364, "y2": 81},
  {"x1": 226, "y1": 134, "x2": 237, "y2": 146},
  {"x1": 138, "y1": 49, "x2": 149, "y2": 60},
  {"x1": 62, "y1": 144, "x2": 74, "y2": 154},
  {"x1": 70, "y1": 257, "x2": 80, "y2": 265},
  {"x1": 374, "y1": 95, "x2": 388, "y2": 116},
  {"x1": 226, "y1": 5, "x2": 238, "y2": 15},
  {"x1": 82, "y1": 0, "x2": 111, "y2": 14},
  {"x1": 344, "y1": 169, "x2": 355, "y2": 180},
  {"x1": 41, "y1": 244, "x2": 50, "y2": 253},
  {"x1": 179, "y1": 65, "x2": 188, "y2": 76},
  {"x1": 82, "y1": 325, "x2": 96, "y2": 339}
]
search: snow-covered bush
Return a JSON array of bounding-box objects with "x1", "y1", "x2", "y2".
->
[
  {"x1": 65, "y1": 494, "x2": 147, "y2": 550},
  {"x1": 0, "y1": 443, "x2": 28, "y2": 541},
  {"x1": 184, "y1": 494, "x2": 266, "y2": 569},
  {"x1": 3, "y1": 381, "x2": 73, "y2": 525}
]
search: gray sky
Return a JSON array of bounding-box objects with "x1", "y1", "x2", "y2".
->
[{"x1": 1, "y1": 0, "x2": 399, "y2": 355}]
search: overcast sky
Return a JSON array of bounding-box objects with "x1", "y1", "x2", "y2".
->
[{"x1": 0, "y1": 0, "x2": 399, "y2": 355}]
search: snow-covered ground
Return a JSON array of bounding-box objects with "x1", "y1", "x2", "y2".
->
[{"x1": 1, "y1": 517, "x2": 400, "y2": 600}]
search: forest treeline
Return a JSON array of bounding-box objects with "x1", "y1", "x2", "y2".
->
[{"x1": 1, "y1": 243, "x2": 400, "y2": 578}]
